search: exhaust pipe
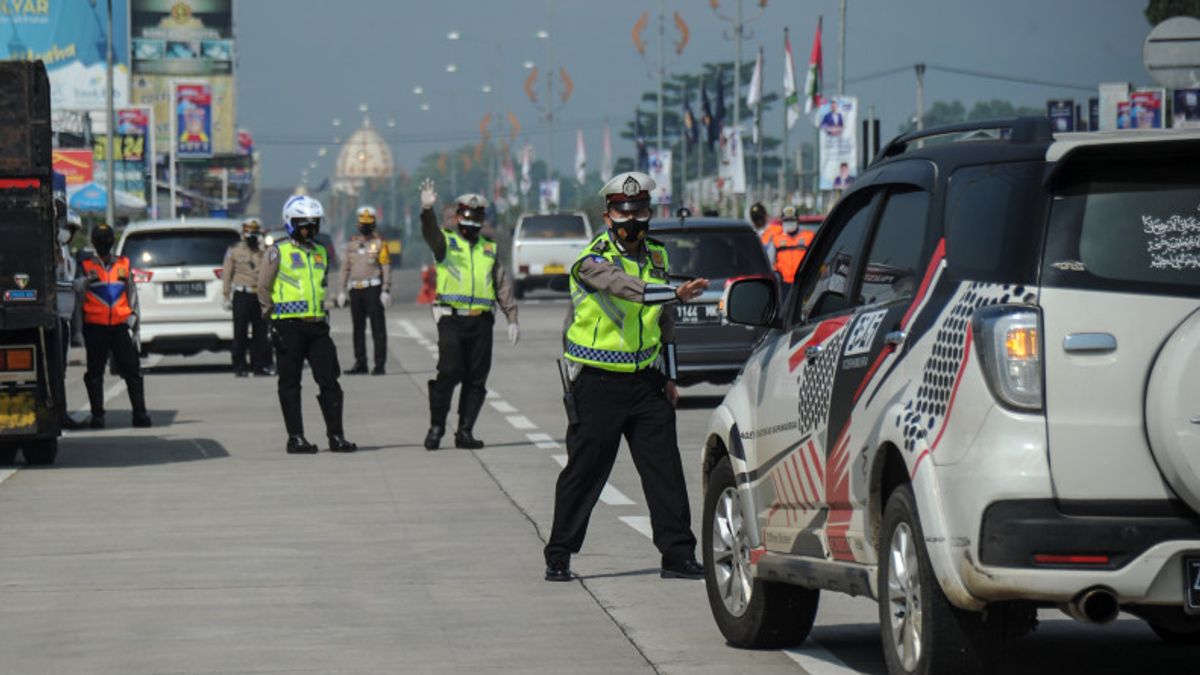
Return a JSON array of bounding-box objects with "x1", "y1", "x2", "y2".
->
[{"x1": 1063, "y1": 587, "x2": 1120, "y2": 625}]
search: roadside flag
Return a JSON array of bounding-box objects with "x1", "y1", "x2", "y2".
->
[
  {"x1": 714, "y1": 70, "x2": 726, "y2": 142},
  {"x1": 746, "y1": 49, "x2": 763, "y2": 144},
  {"x1": 784, "y1": 27, "x2": 802, "y2": 129},
  {"x1": 519, "y1": 143, "x2": 532, "y2": 195},
  {"x1": 601, "y1": 120, "x2": 613, "y2": 181},
  {"x1": 635, "y1": 112, "x2": 649, "y2": 172},
  {"x1": 683, "y1": 88, "x2": 698, "y2": 148},
  {"x1": 575, "y1": 127, "x2": 587, "y2": 184},
  {"x1": 804, "y1": 16, "x2": 824, "y2": 125},
  {"x1": 701, "y1": 81, "x2": 716, "y2": 148}
]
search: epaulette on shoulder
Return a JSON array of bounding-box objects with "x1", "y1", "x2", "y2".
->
[
  {"x1": 645, "y1": 236, "x2": 665, "y2": 248},
  {"x1": 590, "y1": 238, "x2": 610, "y2": 254}
]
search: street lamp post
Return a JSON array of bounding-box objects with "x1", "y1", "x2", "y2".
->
[{"x1": 104, "y1": 0, "x2": 115, "y2": 226}]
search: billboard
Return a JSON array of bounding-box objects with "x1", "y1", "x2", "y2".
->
[
  {"x1": 647, "y1": 148, "x2": 672, "y2": 205},
  {"x1": 1117, "y1": 89, "x2": 1165, "y2": 129},
  {"x1": 1046, "y1": 99, "x2": 1075, "y2": 132},
  {"x1": 133, "y1": 72, "x2": 234, "y2": 156},
  {"x1": 130, "y1": 0, "x2": 233, "y2": 76},
  {"x1": 1173, "y1": 89, "x2": 1200, "y2": 129},
  {"x1": 176, "y1": 82, "x2": 213, "y2": 158},
  {"x1": 717, "y1": 125, "x2": 746, "y2": 195},
  {"x1": 52, "y1": 149, "x2": 94, "y2": 187},
  {"x1": 816, "y1": 96, "x2": 858, "y2": 191},
  {"x1": 0, "y1": 0, "x2": 130, "y2": 109}
]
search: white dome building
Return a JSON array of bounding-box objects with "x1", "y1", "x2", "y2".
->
[{"x1": 334, "y1": 116, "x2": 394, "y2": 196}]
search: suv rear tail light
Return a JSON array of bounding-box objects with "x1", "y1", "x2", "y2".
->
[
  {"x1": 213, "y1": 268, "x2": 224, "y2": 280},
  {"x1": 132, "y1": 268, "x2": 153, "y2": 283},
  {"x1": 0, "y1": 346, "x2": 35, "y2": 372},
  {"x1": 518, "y1": 264, "x2": 530, "y2": 274},
  {"x1": 973, "y1": 305, "x2": 1043, "y2": 411}
]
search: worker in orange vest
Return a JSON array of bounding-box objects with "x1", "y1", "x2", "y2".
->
[
  {"x1": 764, "y1": 206, "x2": 815, "y2": 291},
  {"x1": 80, "y1": 224, "x2": 150, "y2": 429}
]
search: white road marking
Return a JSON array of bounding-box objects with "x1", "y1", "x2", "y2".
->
[
  {"x1": 506, "y1": 415, "x2": 536, "y2": 430},
  {"x1": 486, "y1": 389, "x2": 500, "y2": 400},
  {"x1": 618, "y1": 515, "x2": 653, "y2": 539},
  {"x1": 783, "y1": 645, "x2": 865, "y2": 674},
  {"x1": 551, "y1": 455, "x2": 636, "y2": 506},
  {"x1": 0, "y1": 469, "x2": 17, "y2": 486},
  {"x1": 490, "y1": 400, "x2": 517, "y2": 413},
  {"x1": 526, "y1": 432, "x2": 560, "y2": 449},
  {"x1": 397, "y1": 319, "x2": 424, "y2": 339}
]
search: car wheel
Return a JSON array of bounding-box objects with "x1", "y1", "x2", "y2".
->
[
  {"x1": 0, "y1": 443, "x2": 17, "y2": 465},
  {"x1": 1148, "y1": 621, "x2": 1200, "y2": 644},
  {"x1": 879, "y1": 484, "x2": 996, "y2": 675},
  {"x1": 22, "y1": 439, "x2": 57, "y2": 466},
  {"x1": 703, "y1": 455, "x2": 819, "y2": 648}
]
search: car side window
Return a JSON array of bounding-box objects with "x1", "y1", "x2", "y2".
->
[
  {"x1": 793, "y1": 194, "x2": 877, "y2": 325},
  {"x1": 858, "y1": 189, "x2": 931, "y2": 306}
]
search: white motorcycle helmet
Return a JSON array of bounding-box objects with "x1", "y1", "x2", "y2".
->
[{"x1": 282, "y1": 195, "x2": 324, "y2": 239}]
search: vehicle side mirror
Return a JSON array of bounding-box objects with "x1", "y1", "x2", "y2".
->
[{"x1": 722, "y1": 276, "x2": 778, "y2": 327}]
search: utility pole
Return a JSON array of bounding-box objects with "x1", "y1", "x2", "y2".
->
[
  {"x1": 680, "y1": 82, "x2": 688, "y2": 208},
  {"x1": 104, "y1": 0, "x2": 115, "y2": 226},
  {"x1": 697, "y1": 74, "x2": 705, "y2": 209},
  {"x1": 754, "y1": 45, "x2": 763, "y2": 204},
  {"x1": 545, "y1": 2, "x2": 555, "y2": 183},
  {"x1": 780, "y1": 29, "x2": 788, "y2": 204},
  {"x1": 656, "y1": 0, "x2": 665, "y2": 167},
  {"x1": 915, "y1": 63, "x2": 926, "y2": 131},
  {"x1": 838, "y1": 0, "x2": 846, "y2": 96}
]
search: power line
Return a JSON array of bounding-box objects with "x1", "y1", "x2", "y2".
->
[{"x1": 926, "y1": 64, "x2": 1095, "y2": 93}]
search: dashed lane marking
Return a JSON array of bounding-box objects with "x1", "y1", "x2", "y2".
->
[
  {"x1": 506, "y1": 415, "x2": 536, "y2": 430},
  {"x1": 526, "y1": 432, "x2": 559, "y2": 449},
  {"x1": 552, "y1": 455, "x2": 635, "y2": 506},
  {"x1": 783, "y1": 645, "x2": 865, "y2": 674},
  {"x1": 486, "y1": 389, "x2": 500, "y2": 400},
  {"x1": 0, "y1": 469, "x2": 17, "y2": 486},
  {"x1": 618, "y1": 515, "x2": 653, "y2": 538},
  {"x1": 490, "y1": 400, "x2": 517, "y2": 413}
]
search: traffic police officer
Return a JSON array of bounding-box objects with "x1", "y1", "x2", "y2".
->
[
  {"x1": 544, "y1": 171, "x2": 709, "y2": 582},
  {"x1": 80, "y1": 224, "x2": 151, "y2": 429},
  {"x1": 418, "y1": 178, "x2": 519, "y2": 451},
  {"x1": 223, "y1": 217, "x2": 273, "y2": 377},
  {"x1": 257, "y1": 195, "x2": 357, "y2": 454},
  {"x1": 336, "y1": 205, "x2": 392, "y2": 375}
]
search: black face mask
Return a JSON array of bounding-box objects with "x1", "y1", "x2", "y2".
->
[
  {"x1": 457, "y1": 224, "x2": 481, "y2": 242},
  {"x1": 92, "y1": 230, "x2": 115, "y2": 256},
  {"x1": 246, "y1": 234, "x2": 260, "y2": 248},
  {"x1": 611, "y1": 219, "x2": 650, "y2": 246},
  {"x1": 293, "y1": 226, "x2": 314, "y2": 244},
  {"x1": 359, "y1": 223, "x2": 375, "y2": 236}
]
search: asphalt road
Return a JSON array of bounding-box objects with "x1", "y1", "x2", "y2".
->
[{"x1": 1, "y1": 269, "x2": 1197, "y2": 674}]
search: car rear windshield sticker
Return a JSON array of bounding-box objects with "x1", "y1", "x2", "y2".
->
[{"x1": 1143, "y1": 214, "x2": 1200, "y2": 270}]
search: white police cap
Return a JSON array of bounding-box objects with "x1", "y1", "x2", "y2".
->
[
  {"x1": 454, "y1": 193, "x2": 490, "y2": 210},
  {"x1": 599, "y1": 171, "x2": 655, "y2": 201}
]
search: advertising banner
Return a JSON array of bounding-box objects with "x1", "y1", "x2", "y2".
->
[
  {"x1": 131, "y1": 0, "x2": 233, "y2": 77},
  {"x1": 647, "y1": 148, "x2": 673, "y2": 205},
  {"x1": 1098, "y1": 82, "x2": 1130, "y2": 131},
  {"x1": 538, "y1": 179, "x2": 560, "y2": 213},
  {"x1": 133, "y1": 73, "x2": 234, "y2": 156},
  {"x1": 717, "y1": 125, "x2": 746, "y2": 195},
  {"x1": 0, "y1": 0, "x2": 130, "y2": 109},
  {"x1": 52, "y1": 149, "x2": 94, "y2": 187},
  {"x1": 1088, "y1": 98, "x2": 1100, "y2": 132},
  {"x1": 816, "y1": 96, "x2": 858, "y2": 190},
  {"x1": 176, "y1": 82, "x2": 213, "y2": 158},
  {"x1": 1173, "y1": 89, "x2": 1200, "y2": 129},
  {"x1": 1046, "y1": 99, "x2": 1075, "y2": 132},
  {"x1": 93, "y1": 161, "x2": 149, "y2": 203},
  {"x1": 1117, "y1": 89, "x2": 1165, "y2": 129}
]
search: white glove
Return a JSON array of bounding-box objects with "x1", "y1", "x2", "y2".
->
[
  {"x1": 507, "y1": 323, "x2": 520, "y2": 346},
  {"x1": 380, "y1": 291, "x2": 392, "y2": 307},
  {"x1": 420, "y1": 178, "x2": 437, "y2": 209},
  {"x1": 337, "y1": 292, "x2": 347, "y2": 308},
  {"x1": 222, "y1": 299, "x2": 232, "y2": 311}
]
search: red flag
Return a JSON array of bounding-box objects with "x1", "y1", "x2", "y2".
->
[{"x1": 804, "y1": 16, "x2": 823, "y2": 123}]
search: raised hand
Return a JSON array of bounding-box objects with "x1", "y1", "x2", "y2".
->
[{"x1": 420, "y1": 178, "x2": 437, "y2": 210}]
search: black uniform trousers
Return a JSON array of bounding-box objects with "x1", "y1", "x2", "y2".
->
[
  {"x1": 428, "y1": 312, "x2": 493, "y2": 431},
  {"x1": 231, "y1": 290, "x2": 270, "y2": 370},
  {"x1": 82, "y1": 323, "x2": 146, "y2": 417},
  {"x1": 349, "y1": 285, "x2": 386, "y2": 369},
  {"x1": 545, "y1": 367, "x2": 697, "y2": 567},
  {"x1": 274, "y1": 319, "x2": 344, "y2": 437}
]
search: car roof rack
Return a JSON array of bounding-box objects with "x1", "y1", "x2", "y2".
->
[{"x1": 876, "y1": 116, "x2": 1053, "y2": 161}]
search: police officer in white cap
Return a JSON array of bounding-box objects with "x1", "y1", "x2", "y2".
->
[
  {"x1": 544, "y1": 171, "x2": 709, "y2": 582},
  {"x1": 418, "y1": 179, "x2": 519, "y2": 450}
]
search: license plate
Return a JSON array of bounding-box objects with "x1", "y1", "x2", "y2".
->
[
  {"x1": 163, "y1": 281, "x2": 207, "y2": 297},
  {"x1": 1184, "y1": 556, "x2": 1200, "y2": 613},
  {"x1": 544, "y1": 264, "x2": 566, "y2": 275},
  {"x1": 0, "y1": 391, "x2": 37, "y2": 434},
  {"x1": 675, "y1": 303, "x2": 721, "y2": 325}
]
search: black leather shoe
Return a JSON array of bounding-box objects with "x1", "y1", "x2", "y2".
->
[
  {"x1": 328, "y1": 434, "x2": 357, "y2": 453},
  {"x1": 424, "y1": 425, "x2": 444, "y2": 451},
  {"x1": 132, "y1": 413, "x2": 153, "y2": 428},
  {"x1": 89, "y1": 414, "x2": 106, "y2": 429},
  {"x1": 545, "y1": 562, "x2": 572, "y2": 582},
  {"x1": 661, "y1": 559, "x2": 704, "y2": 580},
  {"x1": 253, "y1": 366, "x2": 276, "y2": 377},
  {"x1": 60, "y1": 414, "x2": 88, "y2": 431},
  {"x1": 344, "y1": 363, "x2": 369, "y2": 375},
  {"x1": 286, "y1": 435, "x2": 318, "y2": 454},
  {"x1": 371, "y1": 365, "x2": 385, "y2": 376},
  {"x1": 454, "y1": 429, "x2": 484, "y2": 449}
]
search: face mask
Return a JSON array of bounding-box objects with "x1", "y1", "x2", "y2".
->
[
  {"x1": 783, "y1": 220, "x2": 800, "y2": 235},
  {"x1": 359, "y1": 223, "x2": 375, "y2": 236},
  {"x1": 246, "y1": 234, "x2": 260, "y2": 248},
  {"x1": 58, "y1": 229, "x2": 72, "y2": 245},
  {"x1": 93, "y1": 240, "x2": 113, "y2": 256},
  {"x1": 293, "y1": 226, "x2": 313, "y2": 244},
  {"x1": 457, "y1": 223, "x2": 481, "y2": 241},
  {"x1": 611, "y1": 219, "x2": 650, "y2": 245}
]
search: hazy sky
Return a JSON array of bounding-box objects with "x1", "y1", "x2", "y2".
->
[{"x1": 235, "y1": 0, "x2": 1151, "y2": 189}]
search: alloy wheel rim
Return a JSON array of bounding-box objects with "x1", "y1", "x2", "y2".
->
[
  {"x1": 887, "y1": 522, "x2": 922, "y2": 671},
  {"x1": 711, "y1": 486, "x2": 752, "y2": 616}
]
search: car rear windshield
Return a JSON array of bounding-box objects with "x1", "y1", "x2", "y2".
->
[
  {"x1": 653, "y1": 228, "x2": 771, "y2": 280},
  {"x1": 122, "y1": 230, "x2": 239, "y2": 268},
  {"x1": 1051, "y1": 157, "x2": 1200, "y2": 292},
  {"x1": 519, "y1": 215, "x2": 588, "y2": 239}
]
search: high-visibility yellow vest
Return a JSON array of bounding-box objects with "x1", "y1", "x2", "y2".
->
[
  {"x1": 564, "y1": 232, "x2": 669, "y2": 372},
  {"x1": 271, "y1": 240, "x2": 329, "y2": 319},
  {"x1": 435, "y1": 230, "x2": 497, "y2": 311}
]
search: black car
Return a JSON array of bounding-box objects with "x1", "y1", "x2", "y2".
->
[{"x1": 649, "y1": 217, "x2": 773, "y2": 386}]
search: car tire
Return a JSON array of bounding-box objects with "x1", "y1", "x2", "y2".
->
[
  {"x1": 0, "y1": 442, "x2": 17, "y2": 465},
  {"x1": 22, "y1": 439, "x2": 57, "y2": 466},
  {"x1": 879, "y1": 484, "x2": 996, "y2": 675},
  {"x1": 703, "y1": 455, "x2": 819, "y2": 648}
]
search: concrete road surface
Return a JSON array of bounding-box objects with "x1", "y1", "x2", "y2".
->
[{"x1": 1, "y1": 269, "x2": 1197, "y2": 674}]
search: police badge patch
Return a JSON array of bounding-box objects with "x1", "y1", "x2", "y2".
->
[
  {"x1": 649, "y1": 249, "x2": 666, "y2": 269},
  {"x1": 13, "y1": 273, "x2": 29, "y2": 289},
  {"x1": 290, "y1": 252, "x2": 304, "y2": 268}
]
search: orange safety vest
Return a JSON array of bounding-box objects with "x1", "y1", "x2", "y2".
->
[
  {"x1": 82, "y1": 256, "x2": 134, "y2": 326},
  {"x1": 767, "y1": 227, "x2": 815, "y2": 283}
]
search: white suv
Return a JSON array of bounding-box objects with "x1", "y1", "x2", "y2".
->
[
  {"x1": 118, "y1": 218, "x2": 241, "y2": 356},
  {"x1": 703, "y1": 119, "x2": 1200, "y2": 674}
]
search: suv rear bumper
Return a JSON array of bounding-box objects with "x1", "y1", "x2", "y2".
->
[{"x1": 140, "y1": 320, "x2": 232, "y2": 353}]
